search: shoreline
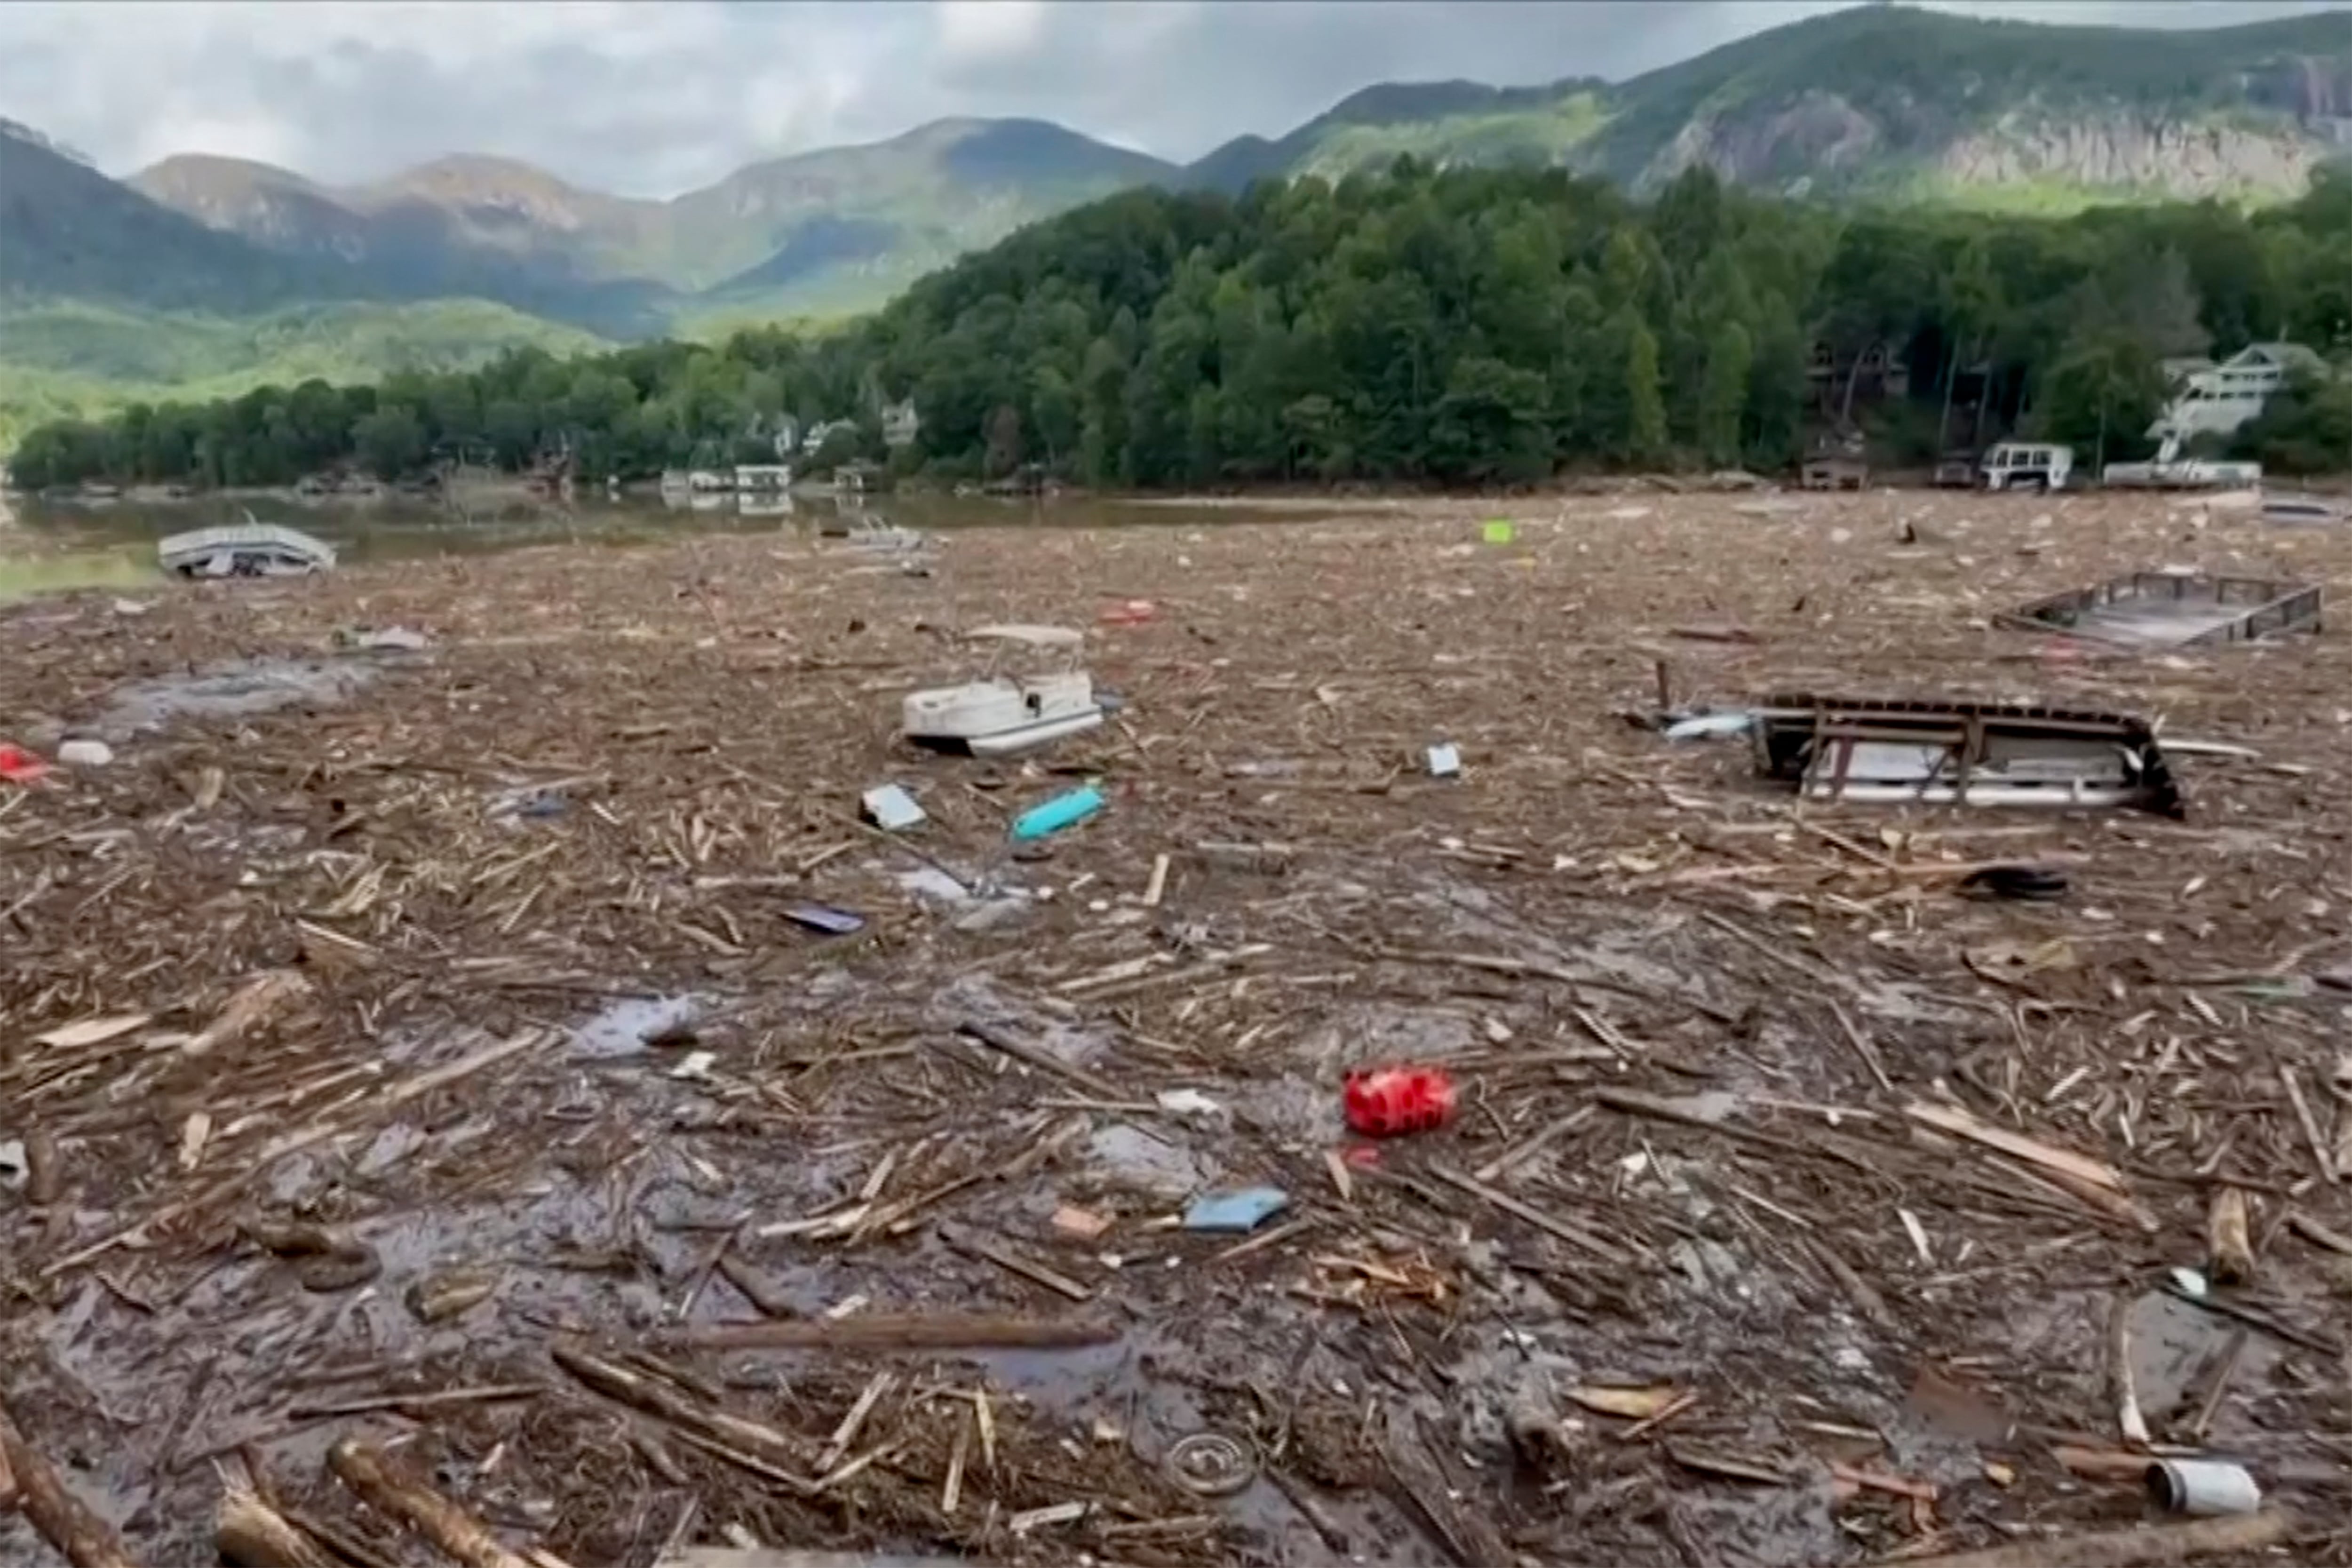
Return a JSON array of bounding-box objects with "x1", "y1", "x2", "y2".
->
[{"x1": 14, "y1": 470, "x2": 2351, "y2": 512}]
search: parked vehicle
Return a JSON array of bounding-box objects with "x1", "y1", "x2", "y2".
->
[
  {"x1": 2102, "y1": 434, "x2": 2263, "y2": 490},
  {"x1": 1979, "y1": 442, "x2": 2074, "y2": 492}
]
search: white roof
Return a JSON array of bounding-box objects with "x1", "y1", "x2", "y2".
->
[
  {"x1": 2234, "y1": 342, "x2": 2324, "y2": 372},
  {"x1": 967, "y1": 623, "x2": 1082, "y2": 648}
]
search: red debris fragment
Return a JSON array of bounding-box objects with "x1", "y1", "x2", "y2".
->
[
  {"x1": 1098, "y1": 599, "x2": 1157, "y2": 626},
  {"x1": 0, "y1": 744, "x2": 50, "y2": 785},
  {"x1": 1344, "y1": 1066, "x2": 1457, "y2": 1138}
]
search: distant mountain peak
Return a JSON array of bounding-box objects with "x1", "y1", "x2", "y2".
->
[
  {"x1": 10, "y1": 3, "x2": 2351, "y2": 363},
  {"x1": 393, "y1": 151, "x2": 581, "y2": 186},
  {"x1": 133, "y1": 152, "x2": 328, "y2": 200},
  {"x1": 0, "y1": 115, "x2": 94, "y2": 167},
  {"x1": 359, "y1": 152, "x2": 610, "y2": 209}
]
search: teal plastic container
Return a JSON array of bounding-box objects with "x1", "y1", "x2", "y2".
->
[{"x1": 1010, "y1": 785, "x2": 1104, "y2": 841}]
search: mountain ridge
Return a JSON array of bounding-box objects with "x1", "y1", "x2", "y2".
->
[
  {"x1": 85, "y1": 5, "x2": 2352, "y2": 324},
  {"x1": 4, "y1": 0, "x2": 2349, "y2": 421}
]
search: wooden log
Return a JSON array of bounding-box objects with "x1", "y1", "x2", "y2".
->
[
  {"x1": 22, "y1": 1129, "x2": 60, "y2": 1207},
  {"x1": 1375, "y1": 1411, "x2": 1510, "y2": 1568},
  {"x1": 1887, "y1": 1511, "x2": 2294, "y2": 1568},
  {"x1": 1905, "y1": 1100, "x2": 2127, "y2": 1193},
  {"x1": 2289, "y1": 1211, "x2": 2352, "y2": 1256},
  {"x1": 217, "y1": 1485, "x2": 339, "y2": 1568},
  {"x1": 0, "y1": 1400, "x2": 141, "y2": 1568},
  {"x1": 660, "y1": 1553, "x2": 1004, "y2": 1568},
  {"x1": 954, "y1": 1020, "x2": 1123, "y2": 1100},
  {"x1": 668, "y1": 1312, "x2": 1118, "y2": 1352},
  {"x1": 548, "y1": 1343, "x2": 818, "y2": 1491},
  {"x1": 2206, "y1": 1186, "x2": 2255, "y2": 1285},
  {"x1": 326, "y1": 1440, "x2": 530, "y2": 1568}
]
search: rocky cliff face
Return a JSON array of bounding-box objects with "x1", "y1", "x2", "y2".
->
[
  {"x1": 1652, "y1": 92, "x2": 1886, "y2": 187},
  {"x1": 134, "y1": 159, "x2": 373, "y2": 262},
  {"x1": 1939, "y1": 114, "x2": 2327, "y2": 197},
  {"x1": 1639, "y1": 77, "x2": 2347, "y2": 201}
]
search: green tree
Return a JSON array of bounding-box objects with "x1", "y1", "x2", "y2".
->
[
  {"x1": 1430, "y1": 355, "x2": 1553, "y2": 485},
  {"x1": 1697, "y1": 322, "x2": 1753, "y2": 468},
  {"x1": 2032, "y1": 330, "x2": 2166, "y2": 467},
  {"x1": 2234, "y1": 368, "x2": 2352, "y2": 475},
  {"x1": 984, "y1": 403, "x2": 1025, "y2": 478},
  {"x1": 1622, "y1": 313, "x2": 1668, "y2": 465},
  {"x1": 352, "y1": 405, "x2": 428, "y2": 478}
]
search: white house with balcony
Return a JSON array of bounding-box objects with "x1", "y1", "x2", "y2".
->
[
  {"x1": 881, "y1": 398, "x2": 922, "y2": 450},
  {"x1": 2147, "y1": 342, "x2": 2326, "y2": 444}
]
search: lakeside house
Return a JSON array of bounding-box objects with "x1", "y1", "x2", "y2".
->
[
  {"x1": 2148, "y1": 342, "x2": 2327, "y2": 444},
  {"x1": 1807, "y1": 339, "x2": 1909, "y2": 415},
  {"x1": 801, "y1": 418, "x2": 859, "y2": 457},
  {"x1": 733, "y1": 463, "x2": 792, "y2": 491}
]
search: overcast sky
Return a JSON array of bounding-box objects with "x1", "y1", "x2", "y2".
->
[{"x1": 0, "y1": 0, "x2": 2342, "y2": 198}]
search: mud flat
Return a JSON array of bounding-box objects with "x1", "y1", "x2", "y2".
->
[{"x1": 0, "y1": 489, "x2": 2345, "y2": 1567}]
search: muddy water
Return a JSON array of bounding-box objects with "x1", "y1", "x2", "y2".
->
[
  {"x1": 0, "y1": 489, "x2": 1368, "y2": 597},
  {"x1": 0, "y1": 550, "x2": 166, "y2": 604}
]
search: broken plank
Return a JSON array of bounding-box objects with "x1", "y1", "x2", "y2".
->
[
  {"x1": 0, "y1": 1398, "x2": 142, "y2": 1568},
  {"x1": 1891, "y1": 1511, "x2": 2294, "y2": 1568},
  {"x1": 938, "y1": 1223, "x2": 1092, "y2": 1302},
  {"x1": 326, "y1": 1439, "x2": 531, "y2": 1568},
  {"x1": 1905, "y1": 1100, "x2": 2127, "y2": 1195},
  {"x1": 954, "y1": 1020, "x2": 1122, "y2": 1101},
  {"x1": 1429, "y1": 1163, "x2": 1635, "y2": 1266},
  {"x1": 660, "y1": 1553, "x2": 1001, "y2": 1568},
  {"x1": 667, "y1": 1313, "x2": 1118, "y2": 1353},
  {"x1": 216, "y1": 1484, "x2": 338, "y2": 1568}
]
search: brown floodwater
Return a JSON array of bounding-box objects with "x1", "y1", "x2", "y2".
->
[{"x1": 0, "y1": 489, "x2": 1382, "y2": 601}]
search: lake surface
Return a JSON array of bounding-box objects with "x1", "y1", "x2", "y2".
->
[{"x1": 0, "y1": 489, "x2": 1371, "y2": 602}]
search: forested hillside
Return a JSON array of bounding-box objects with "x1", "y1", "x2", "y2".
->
[{"x1": 12, "y1": 161, "x2": 2351, "y2": 491}]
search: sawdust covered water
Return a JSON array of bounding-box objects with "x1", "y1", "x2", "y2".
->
[{"x1": 3, "y1": 488, "x2": 2348, "y2": 1568}]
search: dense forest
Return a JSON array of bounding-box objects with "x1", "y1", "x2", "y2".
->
[{"x1": 9, "y1": 160, "x2": 2352, "y2": 491}]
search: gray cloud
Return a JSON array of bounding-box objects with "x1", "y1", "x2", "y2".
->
[{"x1": 0, "y1": 0, "x2": 2343, "y2": 197}]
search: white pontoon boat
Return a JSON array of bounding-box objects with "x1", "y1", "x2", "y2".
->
[
  {"x1": 902, "y1": 624, "x2": 1104, "y2": 758},
  {"x1": 158, "y1": 520, "x2": 336, "y2": 578}
]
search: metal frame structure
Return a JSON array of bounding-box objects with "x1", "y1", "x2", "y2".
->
[
  {"x1": 1996, "y1": 571, "x2": 2321, "y2": 649},
  {"x1": 1750, "y1": 693, "x2": 2186, "y2": 819}
]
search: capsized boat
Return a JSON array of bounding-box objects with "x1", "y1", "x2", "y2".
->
[
  {"x1": 903, "y1": 624, "x2": 1104, "y2": 758},
  {"x1": 158, "y1": 520, "x2": 336, "y2": 578}
]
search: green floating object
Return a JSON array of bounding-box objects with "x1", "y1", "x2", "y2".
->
[{"x1": 1481, "y1": 519, "x2": 1515, "y2": 545}]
